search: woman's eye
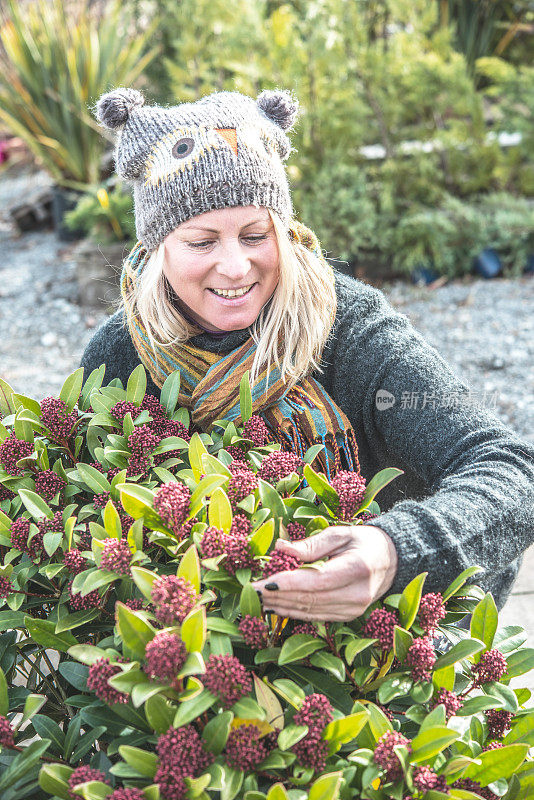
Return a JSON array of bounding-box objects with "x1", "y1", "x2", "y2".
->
[{"x1": 187, "y1": 235, "x2": 267, "y2": 249}]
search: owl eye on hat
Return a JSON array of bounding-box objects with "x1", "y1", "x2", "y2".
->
[{"x1": 95, "y1": 86, "x2": 300, "y2": 254}]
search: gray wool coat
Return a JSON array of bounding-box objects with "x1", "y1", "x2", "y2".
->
[{"x1": 80, "y1": 272, "x2": 534, "y2": 610}]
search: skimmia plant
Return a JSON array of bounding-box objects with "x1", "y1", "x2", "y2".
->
[{"x1": 0, "y1": 366, "x2": 533, "y2": 800}]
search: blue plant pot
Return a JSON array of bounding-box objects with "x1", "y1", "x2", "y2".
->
[
  {"x1": 524, "y1": 254, "x2": 534, "y2": 275},
  {"x1": 473, "y1": 248, "x2": 502, "y2": 279},
  {"x1": 411, "y1": 266, "x2": 440, "y2": 285}
]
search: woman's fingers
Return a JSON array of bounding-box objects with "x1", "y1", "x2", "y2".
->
[{"x1": 274, "y1": 527, "x2": 355, "y2": 562}]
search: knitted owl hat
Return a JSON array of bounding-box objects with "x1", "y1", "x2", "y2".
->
[{"x1": 95, "y1": 87, "x2": 300, "y2": 253}]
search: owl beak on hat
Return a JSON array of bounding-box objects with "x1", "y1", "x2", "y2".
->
[{"x1": 215, "y1": 128, "x2": 238, "y2": 157}]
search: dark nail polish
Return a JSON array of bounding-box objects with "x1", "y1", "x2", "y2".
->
[
  {"x1": 264, "y1": 609, "x2": 274, "y2": 614},
  {"x1": 265, "y1": 582, "x2": 279, "y2": 591},
  {"x1": 256, "y1": 589, "x2": 262, "y2": 598}
]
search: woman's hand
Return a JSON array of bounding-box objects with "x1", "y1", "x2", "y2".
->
[{"x1": 251, "y1": 525, "x2": 398, "y2": 622}]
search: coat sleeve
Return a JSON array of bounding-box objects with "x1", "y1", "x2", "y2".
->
[{"x1": 328, "y1": 278, "x2": 534, "y2": 599}]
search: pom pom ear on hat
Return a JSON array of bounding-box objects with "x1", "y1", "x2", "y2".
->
[
  {"x1": 257, "y1": 89, "x2": 299, "y2": 132},
  {"x1": 96, "y1": 87, "x2": 145, "y2": 130}
]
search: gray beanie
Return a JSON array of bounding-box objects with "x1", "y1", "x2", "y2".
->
[{"x1": 95, "y1": 87, "x2": 300, "y2": 254}]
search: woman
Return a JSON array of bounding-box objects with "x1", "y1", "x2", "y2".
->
[{"x1": 81, "y1": 86, "x2": 534, "y2": 622}]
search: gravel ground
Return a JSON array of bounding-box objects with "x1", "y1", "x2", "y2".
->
[{"x1": 1, "y1": 165, "x2": 533, "y2": 442}]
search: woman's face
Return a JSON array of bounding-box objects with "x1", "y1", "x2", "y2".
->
[{"x1": 162, "y1": 205, "x2": 280, "y2": 332}]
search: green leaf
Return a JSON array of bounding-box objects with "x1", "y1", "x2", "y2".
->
[
  {"x1": 174, "y1": 689, "x2": 216, "y2": 727},
  {"x1": 181, "y1": 606, "x2": 206, "y2": 652},
  {"x1": 345, "y1": 638, "x2": 377, "y2": 664},
  {"x1": 116, "y1": 602, "x2": 156, "y2": 660},
  {"x1": 483, "y1": 682, "x2": 519, "y2": 713},
  {"x1": 0, "y1": 667, "x2": 7, "y2": 716},
  {"x1": 394, "y1": 626, "x2": 414, "y2": 661},
  {"x1": 189, "y1": 474, "x2": 228, "y2": 516},
  {"x1": 256, "y1": 479, "x2": 287, "y2": 525},
  {"x1": 464, "y1": 744, "x2": 528, "y2": 784},
  {"x1": 117, "y1": 483, "x2": 156, "y2": 519},
  {"x1": 303, "y1": 464, "x2": 339, "y2": 509},
  {"x1": 145, "y1": 693, "x2": 175, "y2": 735},
  {"x1": 119, "y1": 745, "x2": 158, "y2": 778},
  {"x1": 202, "y1": 711, "x2": 233, "y2": 754},
  {"x1": 240, "y1": 583, "x2": 262, "y2": 618},
  {"x1": 25, "y1": 617, "x2": 77, "y2": 652},
  {"x1": 221, "y1": 765, "x2": 244, "y2": 800},
  {"x1": 456, "y1": 695, "x2": 504, "y2": 715},
  {"x1": 103, "y1": 499, "x2": 122, "y2": 538},
  {"x1": 358, "y1": 468, "x2": 404, "y2": 512},
  {"x1": 411, "y1": 726, "x2": 459, "y2": 763},
  {"x1": 252, "y1": 674, "x2": 284, "y2": 730},
  {"x1": 126, "y1": 364, "x2": 147, "y2": 405},
  {"x1": 378, "y1": 674, "x2": 413, "y2": 704},
  {"x1": 506, "y1": 648, "x2": 534, "y2": 679},
  {"x1": 189, "y1": 433, "x2": 209, "y2": 482},
  {"x1": 18, "y1": 488, "x2": 52, "y2": 521},
  {"x1": 433, "y1": 664, "x2": 455, "y2": 691},
  {"x1": 278, "y1": 633, "x2": 326, "y2": 665},
  {"x1": 59, "y1": 368, "x2": 84, "y2": 412},
  {"x1": 32, "y1": 715, "x2": 66, "y2": 753},
  {"x1": 76, "y1": 780, "x2": 112, "y2": 800},
  {"x1": 442, "y1": 566, "x2": 483, "y2": 602},
  {"x1": 0, "y1": 378, "x2": 17, "y2": 416},
  {"x1": 277, "y1": 724, "x2": 308, "y2": 750},
  {"x1": 308, "y1": 772, "x2": 343, "y2": 800},
  {"x1": 470, "y1": 593, "x2": 498, "y2": 653},
  {"x1": 434, "y1": 638, "x2": 485, "y2": 669},
  {"x1": 178, "y1": 544, "x2": 201, "y2": 593},
  {"x1": 398, "y1": 572, "x2": 427, "y2": 630},
  {"x1": 161, "y1": 370, "x2": 181, "y2": 416},
  {"x1": 43, "y1": 530, "x2": 63, "y2": 557},
  {"x1": 309, "y1": 651, "x2": 345, "y2": 682},
  {"x1": 38, "y1": 763, "x2": 72, "y2": 800},
  {"x1": 303, "y1": 444, "x2": 325, "y2": 465},
  {"x1": 76, "y1": 463, "x2": 112, "y2": 494},
  {"x1": 21, "y1": 693, "x2": 47, "y2": 725},
  {"x1": 208, "y1": 487, "x2": 233, "y2": 532},
  {"x1": 249, "y1": 518, "x2": 275, "y2": 557},
  {"x1": 266, "y1": 785, "x2": 289, "y2": 800},
  {"x1": 239, "y1": 371, "x2": 253, "y2": 424},
  {"x1": 207, "y1": 617, "x2": 240, "y2": 637},
  {"x1": 503, "y1": 712, "x2": 534, "y2": 746},
  {"x1": 131, "y1": 566, "x2": 158, "y2": 601},
  {"x1": 323, "y1": 712, "x2": 369, "y2": 748},
  {"x1": 0, "y1": 739, "x2": 51, "y2": 791}
]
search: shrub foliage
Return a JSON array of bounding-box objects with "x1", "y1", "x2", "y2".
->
[{"x1": 0, "y1": 366, "x2": 533, "y2": 799}]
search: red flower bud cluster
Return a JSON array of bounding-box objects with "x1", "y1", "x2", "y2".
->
[
  {"x1": 230, "y1": 514, "x2": 251, "y2": 538},
  {"x1": 100, "y1": 538, "x2": 132, "y2": 575},
  {"x1": 357, "y1": 511, "x2": 378, "y2": 523},
  {"x1": 153, "y1": 481, "x2": 191, "y2": 535},
  {"x1": 68, "y1": 581, "x2": 100, "y2": 611},
  {"x1": 63, "y1": 549, "x2": 88, "y2": 575},
  {"x1": 227, "y1": 462, "x2": 258, "y2": 509},
  {"x1": 144, "y1": 631, "x2": 187, "y2": 683},
  {"x1": 108, "y1": 789, "x2": 146, "y2": 800},
  {"x1": 258, "y1": 451, "x2": 303, "y2": 485},
  {"x1": 287, "y1": 521, "x2": 307, "y2": 541},
  {"x1": 124, "y1": 598, "x2": 145, "y2": 610},
  {"x1": 151, "y1": 575, "x2": 197, "y2": 625},
  {"x1": 373, "y1": 730, "x2": 412, "y2": 781},
  {"x1": 453, "y1": 779, "x2": 497, "y2": 799},
  {"x1": 291, "y1": 693, "x2": 333, "y2": 772},
  {"x1": 226, "y1": 445, "x2": 247, "y2": 462},
  {"x1": 202, "y1": 654, "x2": 252, "y2": 709},
  {"x1": 0, "y1": 715, "x2": 14, "y2": 747},
  {"x1": 238, "y1": 614, "x2": 269, "y2": 649},
  {"x1": 199, "y1": 524, "x2": 255, "y2": 576},
  {"x1": 40, "y1": 397, "x2": 77, "y2": 442},
  {"x1": 486, "y1": 709, "x2": 513, "y2": 738},
  {"x1": 127, "y1": 424, "x2": 160, "y2": 477},
  {"x1": 111, "y1": 401, "x2": 140, "y2": 422},
  {"x1": 0, "y1": 484, "x2": 15, "y2": 502},
  {"x1": 242, "y1": 415, "x2": 271, "y2": 446},
  {"x1": 87, "y1": 657, "x2": 128, "y2": 705},
  {"x1": 432, "y1": 688, "x2": 463, "y2": 719},
  {"x1": 10, "y1": 517, "x2": 42, "y2": 559},
  {"x1": 200, "y1": 526, "x2": 227, "y2": 559},
  {"x1": 0, "y1": 433, "x2": 33, "y2": 475},
  {"x1": 472, "y1": 649, "x2": 507, "y2": 685},
  {"x1": 418, "y1": 592, "x2": 446, "y2": 633},
  {"x1": 155, "y1": 725, "x2": 213, "y2": 800},
  {"x1": 35, "y1": 469, "x2": 66, "y2": 501},
  {"x1": 413, "y1": 765, "x2": 448, "y2": 793},
  {"x1": 331, "y1": 470, "x2": 366, "y2": 520},
  {"x1": 93, "y1": 491, "x2": 111, "y2": 509},
  {"x1": 225, "y1": 724, "x2": 270, "y2": 771},
  {"x1": 362, "y1": 607, "x2": 398, "y2": 651},
  {"x1": 485, "y1": 741, "x2": 503, "y2": 751},
  {"x1": 68, "y1": 765, "x2": 108, "y2": 799},
  {"x1": 0, "y1": 576, "x2": 13, "y2": 599},
  {"x1": 406, "y1": 637, "x2": 436, "y2": 682},
  {"x1": 262, "y1": 549, "x2": 301, "y2": 579}
]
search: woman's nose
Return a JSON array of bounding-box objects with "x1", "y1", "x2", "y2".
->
[{"x1": 214, "y1": 241, "x2": 252, "y2": 280}]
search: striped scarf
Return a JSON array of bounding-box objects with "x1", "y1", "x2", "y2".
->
[{"x1": 120, "y1": 220, "x2": 361, "y2": 479}]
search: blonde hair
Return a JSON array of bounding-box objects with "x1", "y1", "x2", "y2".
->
[{"x1": 119, "y1": 209, "x2": 337, "y2": 391}]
